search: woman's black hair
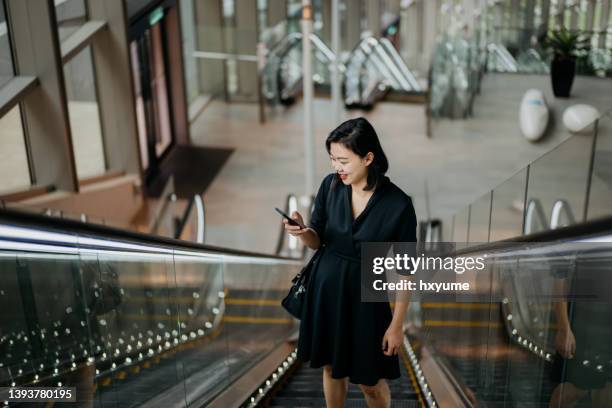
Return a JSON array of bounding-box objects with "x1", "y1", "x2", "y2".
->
[{"x1": 325, "y1": 117, "x2": 389, "y2": 191}]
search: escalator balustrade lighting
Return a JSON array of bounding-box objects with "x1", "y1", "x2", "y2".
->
[
  {"x1": 241, "y1": 349, "x2": 299, "y2": 408},
  {"x1": 502, "y1": 298, "x2": 554, "y2": 363},
  {"x1": 404, "y1": 336, "x2": 436, "y2": 408}
]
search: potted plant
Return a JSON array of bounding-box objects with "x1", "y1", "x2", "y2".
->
[{"x1": 543, "y1": 28, "x2": 590, "y2": 97}]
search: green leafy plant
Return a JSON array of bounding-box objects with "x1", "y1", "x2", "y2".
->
[{"x1": 542, "y1": 28, "x2": 591, "y2": 60}]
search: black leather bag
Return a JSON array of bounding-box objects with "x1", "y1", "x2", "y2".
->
[{"x1": 281, "y1": 248, "x2": 323, "y2": 319}]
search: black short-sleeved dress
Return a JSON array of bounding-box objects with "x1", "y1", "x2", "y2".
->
[{"x1": 296, "y1": 173, "x2": 417, "y2": 386}]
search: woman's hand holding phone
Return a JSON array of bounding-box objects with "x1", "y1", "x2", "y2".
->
[
  {"x1": 277, "y1": 208, "x2": 320, "y2": 249},
  {"x1": 283, "y1": 211, "x2": 308, "y2": 236}
]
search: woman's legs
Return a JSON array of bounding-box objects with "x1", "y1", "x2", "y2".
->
[
  {"x1": 359, "y1": 379, "x2": 391, "y2": 408},
  {"x1": 323, "y1": 365, "x2": 348, "y2": 407}
]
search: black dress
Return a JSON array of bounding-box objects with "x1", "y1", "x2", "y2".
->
[{"x1": 297, "y1": 173, "x2": 418, "y2": 386}]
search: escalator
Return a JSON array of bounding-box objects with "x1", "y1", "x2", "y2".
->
[
  {"x1": 261, "y1": 32, "x2": 338, "y2": 106},
  {"x1": 344, "y1": 36, "x2": 422, "y2": 110},
  {"x1": 2, "y1": 207, "x2": 611, "y2": 407},
  {"x1": 261, "y1": 33, "x2": 423, "y2": 110},
  {"x1": 405, "y1": 114, "x2": 612, "y2": 407},
  {"x1": 402, "y1": 224, "x2": 612, "y2": 407},
  {"x1": 0, "y1": 206, "x2": 302, "y2": 407}
]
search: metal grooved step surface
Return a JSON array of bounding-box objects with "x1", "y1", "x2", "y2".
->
[{"x1": 267, "y1": 355, "x2": 422, "y2": 407}]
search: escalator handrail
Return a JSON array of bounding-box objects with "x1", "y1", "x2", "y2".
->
[
  {"x1": 345, "y1": 36, "x2": 420, "y2": 105},
  {"x1": 174, "y1": 194, "x2": 206, "y2": 244},
  {"x1": 358, "y1": 38, "x2": 402, "y2": 90},
  {"x1": 308, "y1": 33, "x2": 339, "y2": 67},
  {"x1": 148, "y1": 175, "x2": 176, "y2": 235},
  {"x1": 268, "y1": 32, "x2": 342, "y2": 103},
  {"x1": 437, "y1": 215, "x2": 612, "y2": 259},
  {"x1": 0, "y1": 207, "x2": 302, "y2": 263},
  {"x1": 486, "y1": 43, "x2": 519, "y2": 72},
  {"x1": 379, "y1": 37, "x2": 422, "y2": 91},
  {"x1": 550, "y1": 198, "x2": 576, "y2": 229},
  {"x1": 368, "y1": 37, "x2": 413, "y2": 91},
  {"x1": 524, "y1": 197, "x2": 547, "y2": 235},
  {"x1": 269, "y1": 32, "x2": 339, "y2": 65},
  {"x1": 344, "y1": 39, "x2": 386, "y2": 104},
  {"x1": 367, "y1": 40, "x2": 404, "y2": 90}
]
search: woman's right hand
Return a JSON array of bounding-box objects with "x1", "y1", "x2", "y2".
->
[{"x1": 283, "y1": 211, "x2": 308, "y2": 236}]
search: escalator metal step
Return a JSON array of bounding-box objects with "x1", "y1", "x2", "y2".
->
[
  {"x1": 267, "y1": 355, "x2": 421, "y2": 407},
  {"x1": 277, "y1": 389, "x2": 418, "y2": 398},
  {"x1": 269, "y1": 396, "x2": 422, "y2": 407}
]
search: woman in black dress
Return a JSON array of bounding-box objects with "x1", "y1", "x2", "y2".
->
[{"x1": 283, "y1": 117, "x2": 417, "y2": 407}]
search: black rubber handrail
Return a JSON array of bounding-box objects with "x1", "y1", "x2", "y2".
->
[{"x1": 0, "y1": 207, "x2": 300, "y2": 261}]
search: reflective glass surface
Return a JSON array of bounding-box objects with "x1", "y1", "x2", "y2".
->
[
  {"x1": 224, "y1": 261, "x2": 296, "y2": 381},
  {"x1": 453, "y1": 206, "x2": 470, "y2": 242},
  {"x1": 468, "y1": 191, "x2": 492, "y2": 243},
  {"x1": 526, "y1": 133, "x2": 594, "y2": 234},
  {"x1": 587, "y1": 114, "x2": 612, "y2": 221},
  {"x1": 408, "y1": 239, "x2": 612, "y2": 407},
  {"x1": 489, "y1": 168, "x2": 527, "y2": 241},
  {"x1": 0, "y1": 223, "x2": 299, "y2": 407},
  {"x1": 440, "y1": 214, "x2": 454, "y2": 242}
]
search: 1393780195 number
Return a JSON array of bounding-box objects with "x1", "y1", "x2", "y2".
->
[{"x1": 0, "y1": 387, "x2": 76, "y2": 402}]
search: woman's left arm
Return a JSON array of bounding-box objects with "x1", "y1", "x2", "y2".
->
[
  {"x1": 383, "y1": 298, "x2": 409, "y2": 356},
  {"x1": 383, "y1": 201, "x2": 417, "y2": 356}
]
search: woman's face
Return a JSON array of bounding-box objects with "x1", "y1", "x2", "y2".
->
[{"x1": 329, "y1": 142, "x2": 373, "y2": 186}]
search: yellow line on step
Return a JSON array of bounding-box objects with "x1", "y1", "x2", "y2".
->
[
  {"x1": 224, "y1": 298, "x2": 282, "y2": 306},
  {"x1": 424, "y1": 320, "x2": 502, "y2": 328},
  {"x1": 222, "y1": 315, "x2": 293, "y2": 324},
  {"x1": 422, "y1": 302, "x2": 497, "y2": 310}
]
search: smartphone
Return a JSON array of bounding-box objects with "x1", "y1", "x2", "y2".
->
[{"x1": 275, "y1": 207, "x2": 306, "y2": 229}]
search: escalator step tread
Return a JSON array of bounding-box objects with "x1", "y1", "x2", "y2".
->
[
  {"x1": 282, "y1": 384, "x2": 415, "y2": 393},
  {"x1": 269, "y1": 363, "x2": 419, "y2": 407},
  {"x1": 269, "y1": 397, "x2": 422, "y2": 407},
  {"x1": 277, "y1": 389, "x2": 418, "y2": 398}
]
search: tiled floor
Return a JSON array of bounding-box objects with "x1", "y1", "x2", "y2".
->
[{"x1": 190, "y1": 73, "x2": 612, "y2": 254}]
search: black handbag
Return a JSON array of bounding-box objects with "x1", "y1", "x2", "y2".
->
[{"x1": 281, "y1": 248, "x2": 323, "y2": 319}]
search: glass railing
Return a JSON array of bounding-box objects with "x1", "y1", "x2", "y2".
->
[
  {"x1": 435, "y1": 111, "x2": 610, "y2": 247},
  {"x1": 586, "y1": 113, "x2": 612, "y2": 221},
  {"x1": 411, "y1": 112, "x2": 612, "y2": 407},
  {"x1": 406, "y1": 236, "x2": 612, "y2": 407},
  {"x1": 0, "y1": 209, "x2": 301, "y2": 407},
  {"x1": 430, "y1": 34, "x2": 484, "y2": 119},
  {"x1": 483, "y1": 26, "x2": 612, "y2": 77}
]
